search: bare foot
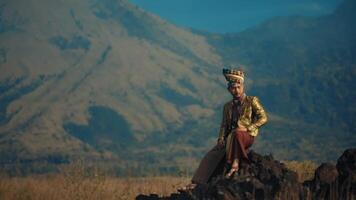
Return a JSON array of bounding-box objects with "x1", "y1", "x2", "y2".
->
[{"x1": 226, "y1": 161, "x2": 239, "y2": 178}]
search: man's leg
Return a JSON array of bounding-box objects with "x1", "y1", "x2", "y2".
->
[{"x1": 226, "y1": 131, "x2": 254, "y2": 178}]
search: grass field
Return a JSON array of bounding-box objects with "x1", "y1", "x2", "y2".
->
[
  {"x1": 0, "y1": 174, "x2": 190, "y2": 200},
  {"x1": 0, "y1": 160, "x2": 317, "y2": 200}
]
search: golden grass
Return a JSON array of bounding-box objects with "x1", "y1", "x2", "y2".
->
[
  {"x1": 284, "y1": 160, "x2": 318, "y2": 182},
  {"x1": 0, "y1": 174, "x2": 190, "y2": 200},
  {"x1": 0, "y1": 159, "x2": 319, "y2": 200},
  {"x1": 0, "y1": 160, "x2": 191, "y2": 200}
]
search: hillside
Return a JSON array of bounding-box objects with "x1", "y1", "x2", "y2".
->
[
  {"x1": 0, "y1": 0, "x2": 355, "y2": 174},
  {"x1": 0, "y1": 0, "x2": 224, "y2": 172},
  {"x1": 202, "y1": 0, "x2": 356, "y2": 161}
]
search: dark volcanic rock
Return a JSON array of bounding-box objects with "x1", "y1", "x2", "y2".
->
[
  {"x1": 337, "y1": 149, "x2": 356, "y2": 200},
  {"x1": 337, "y1": 149, "x2": 356, "y2": 182},
  {"x1": 304, "y1": 163, "x2": 339, "y2": 200},
  {"x1": 202, "y1": 151, "x2": 302, "y2": 200},
  {"x1": 136, "y1": 149, "x2": 356, "y2": 200}
]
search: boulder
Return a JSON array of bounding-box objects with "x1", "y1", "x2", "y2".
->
[
  {"x1": 303, "y1": 163, "x2": 339, "y2": 200},
  {"x1": 337, "y1": 149, "x2": 356, "y2": 182},
  {"x1": 337, "y1": 149, "x2": 356, "y2": 200},
  {"x1": 201, "y1": 151, "x2": 302, "y2": 200}
]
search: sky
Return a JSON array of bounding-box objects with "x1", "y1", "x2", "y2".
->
[{"x1": 128, "y1": 0, "x2": 343, "y2": 33}]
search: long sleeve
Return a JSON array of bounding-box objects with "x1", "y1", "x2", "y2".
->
[{"x1": 247, "y1": 97, "x2": 268, "y2": 132}]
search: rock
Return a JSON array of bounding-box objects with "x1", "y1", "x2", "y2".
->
[
  {"x1": 315, "y1": 163, "x2": 339, "y2": 184},
  {"x1": 136, "y1": 148, "x2": 356, "y2": 200},
  {"x1": 304, "y1": 163, "x2": 339, "y2": 200},
  {"x1": 337, "y1": 148, "x2": 356, "y2": 200},
  {"x1": 301, "y1": 149, "x2": 356, "y2": 200},
  {"x1": 200, "y1": 151, "x2": 302, "y2": 200},
  {"x1": 337, "y1": 148, "x2": 356, "y2": 182}
]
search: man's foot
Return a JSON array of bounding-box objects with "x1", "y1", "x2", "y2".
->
[
  {"x1": 226, "y1": 161, "x2": 239, "y2": 178},
  {"x1": 225, "y1": 167, "x2": 238, "y2": 178}
]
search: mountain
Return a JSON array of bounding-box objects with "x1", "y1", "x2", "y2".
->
[
  {"x1": 0, "y1": 0, "x2": 355, "y2": 174},
  {"x1": 0, "y1": 0, "x2": 225, "y2": 173},
  {"x1": 202, "y1": 0, "x2": 356, "y2": 161}
]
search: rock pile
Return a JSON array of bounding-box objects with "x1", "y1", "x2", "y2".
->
[{"x1": 136, "y1": 148, "x2": 356, "y2": 200}]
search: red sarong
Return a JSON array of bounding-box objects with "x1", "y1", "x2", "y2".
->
[{"x1": 227, "y1": 130, "x2": 254, "y2": 164}]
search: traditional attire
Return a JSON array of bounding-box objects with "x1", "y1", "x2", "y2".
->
[
  {"x1": 192, "y1": 68, "x2": 268, "y2": 184},
  {"x1": 223, "y1": 96, "x2": 267, "y2": 163}
]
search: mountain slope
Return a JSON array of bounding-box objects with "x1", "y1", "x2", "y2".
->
[
  {"x1": 203, "y1": 0, "x2": 356, "y2": 160},
  {"x1": 0, "y1": 0, "x2": 224, "y2": 165},
  {"x1": 0, "y1": 0, "x2": 355, "y2": 174}
]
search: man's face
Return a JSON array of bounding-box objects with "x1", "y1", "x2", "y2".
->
[{"x1": 229, "y1": 83, "x2": 244, "y2": 99}]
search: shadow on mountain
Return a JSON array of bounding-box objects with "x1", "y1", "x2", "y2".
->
[
  {"x1": 64, "y1": 106, "x2": 135, "y2": 153},
  {"x1": 49, "y1": 35, "x2": 91, "y2": 51},
  {"x1": 159, "y1": 86, "x2": 200, "y2": 107},
  {"x1": 0, "y1": 78, "x2": 44, "y2": 126},
  {"x1": 136, "y1": 148, "x2": 356, "y2": 200}
]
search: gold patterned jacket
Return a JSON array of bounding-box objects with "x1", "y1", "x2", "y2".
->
[{"x1": 218, "y1": 95, "x2": 268, "y2": 139}]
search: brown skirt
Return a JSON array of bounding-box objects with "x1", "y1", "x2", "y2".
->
[{"x1": 226, "y1": 130, "x2": 254, "y2": 164}]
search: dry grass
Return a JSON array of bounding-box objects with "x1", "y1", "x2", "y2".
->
[
  {"x1": 284, "y1": 160, "x2": 318, "y2": 182},
  {"x1": 0, "y1": 159, "x2": 320, "y2": 199},
  {"x1": 0, "y1": 160, "x2": 190, "y2": 200},
  {"x1": 0, "y1": 174, "x2": 190, "y2": 200}
]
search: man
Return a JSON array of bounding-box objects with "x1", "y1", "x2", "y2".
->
[
  {"x1": 220, "y1": 68, "x2": 268, "y2": 177},
  {"x1": 179, "y1": 68, "x2": 268, "y2": 191}
]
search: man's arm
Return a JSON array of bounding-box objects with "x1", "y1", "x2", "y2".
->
[{"x1": 247, "y1": 97, "x2": 268, "y2": 132}]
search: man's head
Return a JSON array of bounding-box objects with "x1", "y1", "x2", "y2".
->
[
  {"x1": 228, "y1": 80, "x2": 244, "y2": 100},
  {"x1": 223, "y1": 68, "x2": 245, "y2": 99}
]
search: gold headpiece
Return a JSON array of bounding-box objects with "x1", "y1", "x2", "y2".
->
[{"x1": 223, "y1": 68, "x2": 245, "y2": 83}]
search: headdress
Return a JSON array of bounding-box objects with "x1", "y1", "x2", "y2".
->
[{"x1": 223, "y1": 68, "x2": 245, "y2": 85}]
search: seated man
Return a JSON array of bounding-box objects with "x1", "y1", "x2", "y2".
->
[
  {"x1": 180, "y1": 68, "x2": 268, "y2": 191},
  {"x1": 221, "y1": 69, "x2": 268, "y2": 177}
]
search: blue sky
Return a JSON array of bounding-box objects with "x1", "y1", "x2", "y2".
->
[{"x1": 128, "y1": 0, "x2": 343, "y2": 33}]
